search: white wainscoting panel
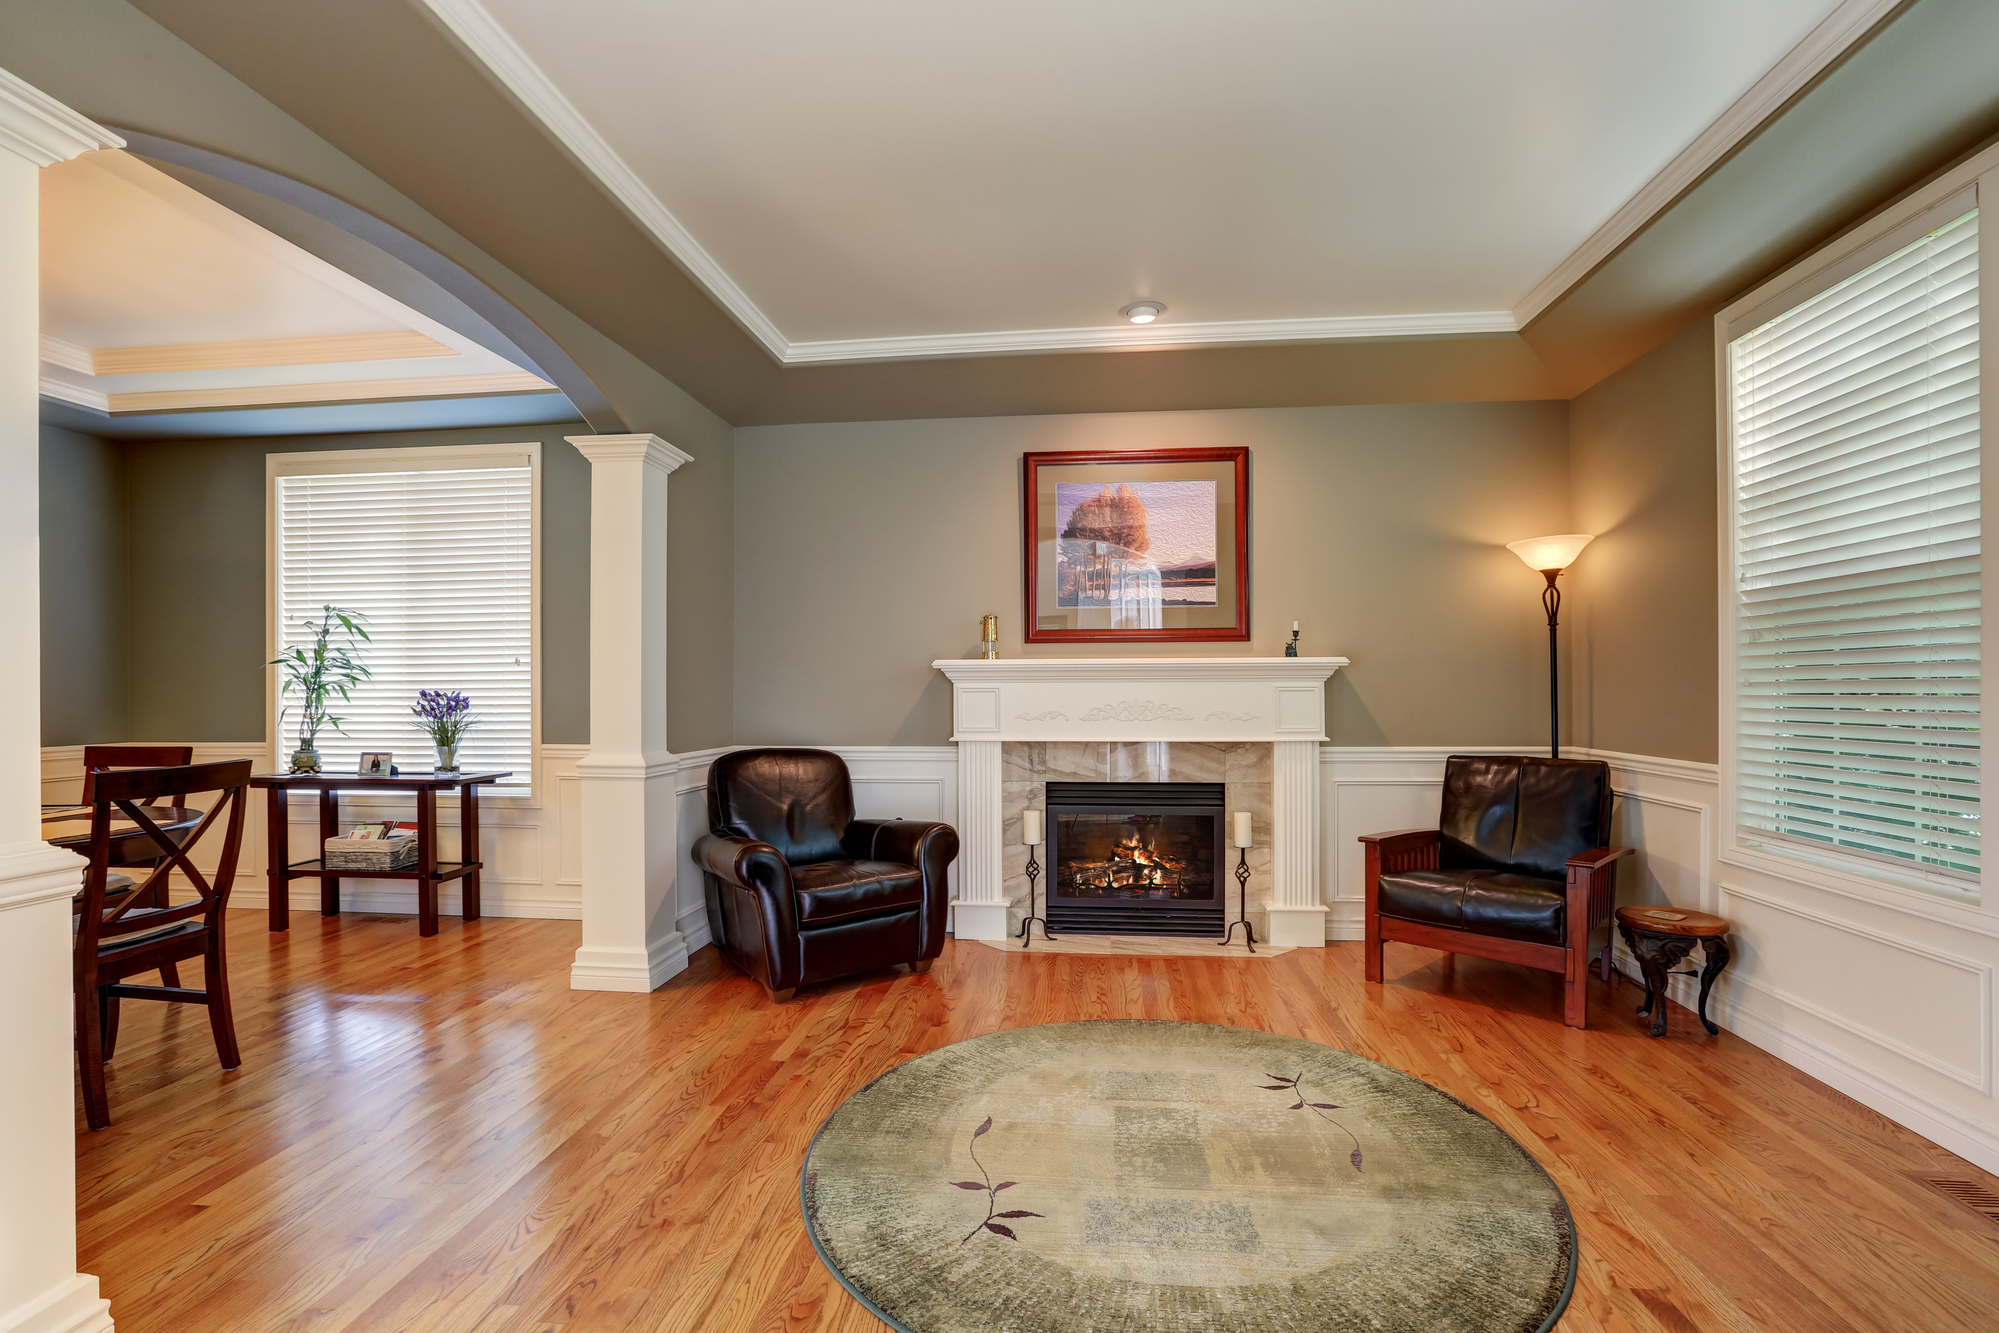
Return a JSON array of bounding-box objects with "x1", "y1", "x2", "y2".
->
[
  {"x1": 44, "y1": 743, "x2": 589, "y2": 920},
  {"x1": 47, "y1": 738, "x2": 1999, "y2": 1172}
]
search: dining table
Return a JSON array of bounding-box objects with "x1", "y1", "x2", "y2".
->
[{"x1": 42, "y1": 803, "x2": 206, "y2": 904}]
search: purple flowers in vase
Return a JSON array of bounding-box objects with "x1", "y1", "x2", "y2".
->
[{"x1": 412, "y1": 689, "x2": 477, "y2": 773}]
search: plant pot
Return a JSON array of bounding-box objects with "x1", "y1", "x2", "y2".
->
[
  {"x1": 289, "y1": 746, "x2": 322, "y2": 774},
  {"x1": 434, "y1": 742, "x2": 460, "y2": 773}
]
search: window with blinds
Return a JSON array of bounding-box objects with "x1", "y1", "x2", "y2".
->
[
  {"x1": 274, "y1": 453, "x2": 535, "y2": 788},
  {"x1": 1728, "y1": 205, "x2": 1979, "y2": 883}
]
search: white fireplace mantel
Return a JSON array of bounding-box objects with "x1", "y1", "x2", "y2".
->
[{"x1": 932, "y1": 657, "x2": 1348, "y2": 947}]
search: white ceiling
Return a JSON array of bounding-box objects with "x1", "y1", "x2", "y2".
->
[
  {"x1": 39, "y1": 152, "x2": 556, "y2": 415},
  {"x1": 431, "y1": 0, "x2": 1871, "y2": 363}
]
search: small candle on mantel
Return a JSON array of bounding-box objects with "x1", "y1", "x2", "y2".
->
[
  {"x1": 1022, "y1": 808, "x2": 1044, "y2": 846},
  {"x1": 1233, "y1": 812, "x2": 1253, "y2": 848}
]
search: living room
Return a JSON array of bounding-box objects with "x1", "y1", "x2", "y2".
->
[{"x1": 4, "y1": 2, "x2": 1999, "y2": 1332}]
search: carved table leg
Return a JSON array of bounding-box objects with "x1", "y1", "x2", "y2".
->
[
  {"x1": 1618, "y1": 923, "x2": 1697, "y2": 1039},
  {"x1": 1695, "y1": 936, "x2": 1730, "y2": 1036}
]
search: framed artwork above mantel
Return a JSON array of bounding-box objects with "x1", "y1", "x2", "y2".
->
[{"x1": 1023, "y1": 446, "x2": 1249, "y2": 643}]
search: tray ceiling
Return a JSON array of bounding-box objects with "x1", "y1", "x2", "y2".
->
[
  {"x1": 428, "y1": 0, "x2": 1861, "y2": 363},
  {"x1": 39, "y1": 151, "x2": 563, "y2": 419}
]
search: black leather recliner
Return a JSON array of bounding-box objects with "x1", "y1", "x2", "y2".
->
[
  {"x1": 1360, "y1": 755, "x2": 1631, "y2": 1028},
  {"x1": 692, "y1": 748, "x2": 959, "y2": 1002}
]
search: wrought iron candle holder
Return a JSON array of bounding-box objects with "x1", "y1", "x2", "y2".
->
[
  {"x1": 1017, "y1": 842, "x2": 1052, "y2": 947},
  {"x1": 1222, "y1": 846, "x2": 1256, "y2": 952}
]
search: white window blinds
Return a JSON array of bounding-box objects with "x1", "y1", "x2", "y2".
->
[
  {"x1": 1729, "y1": 206, "x2": 1980, "y2": 881},
  {"x1": 275, "y1": 460, "x2": 534, "y2": 786}
]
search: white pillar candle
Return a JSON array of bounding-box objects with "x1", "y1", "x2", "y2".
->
[
  {"x1": 1022, "y1": 808, "x2": 1044, "y2": 846},
  {"x1": 1292, "y1": 620, "x2": 1298, "y2": 631},
  {"x1": 1233, "y1": 812, "x2": 1253, "y2": 848}
]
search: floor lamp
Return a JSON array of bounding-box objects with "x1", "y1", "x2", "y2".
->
[{"x1": 1504, "y1": 534, "x2": 1594, "y2": 759}]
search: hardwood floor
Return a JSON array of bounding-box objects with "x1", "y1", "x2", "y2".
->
[{"x1": 76, "y1": 911, "x2": 1999, "y2": 1332}]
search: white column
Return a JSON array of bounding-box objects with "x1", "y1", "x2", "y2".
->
[
  {"x1": 950, "y1": 740, "x2": 1007, "y2": 939},
  {"x1": 1266, "y1": 738, "x2": 1328, "y2": 947},
  {"x1": 0, "y1": 67, "x2": 119, "y2": 1333},
  {"x1": 567, "y1": 434, "x2": 693, "y2": 992}
]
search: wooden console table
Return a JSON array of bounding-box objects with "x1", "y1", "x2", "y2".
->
[{"x1": 249, "y1": 770, "x2": 511, "y2": 937}]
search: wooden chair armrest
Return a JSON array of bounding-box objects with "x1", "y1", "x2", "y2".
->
[
  {"x1": 1565, "y1": 845, "x2": 1634, "y2": 871},
  {"x1": 1356, "y1": 829, "x2": 1439, "y2": 849}
]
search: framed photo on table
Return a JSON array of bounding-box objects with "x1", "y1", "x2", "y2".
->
[
  {"x1": 358, "y1": 752, "x2": 394, "y2": 777},
  {"x1": 1023, "y1": 446, "x2": 1249, "y2": 642}
]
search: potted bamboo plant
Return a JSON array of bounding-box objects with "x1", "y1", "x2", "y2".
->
[{"x1": 269, "y1": 605, "x2": 371, "y2": 773}]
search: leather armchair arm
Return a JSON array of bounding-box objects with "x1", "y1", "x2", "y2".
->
[
  {"x1": 845, "y1": 818, "x2": 957, "y2": 871},
  {"x1": 693, "y1": 833, "x2": 799, "y2": 982},
  {"x1": 1357, "y1": 829, "x2": 1439, "y2": 850},
  {"x1": 1565, "y1": 845, "x2": 1634, "y2": 871},
  {"x1": 844, "y1": 819, "x2": 960, "y2": 963}
]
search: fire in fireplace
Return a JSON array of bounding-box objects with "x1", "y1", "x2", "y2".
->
[{"x1": 1044, "y1": 782, "x2": 1225, "y2": 936}]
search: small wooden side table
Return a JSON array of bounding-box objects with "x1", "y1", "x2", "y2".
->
[
  {"x1": 249, "y1": 770, "x2": 511, "y2": 937},
  {"x1": 1615, "y1": 904, "x2": 1731, "y2": 1039}
]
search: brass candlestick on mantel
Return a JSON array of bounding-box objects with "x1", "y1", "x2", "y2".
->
[{"x1": 980, "y1": 613, "x2": 999, "y2": 660}]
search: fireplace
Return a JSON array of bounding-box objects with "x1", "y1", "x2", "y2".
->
[{"x1": 1045, "y1": 782, "x2": 1225, "y2": 936}]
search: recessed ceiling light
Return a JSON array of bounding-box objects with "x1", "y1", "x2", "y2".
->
[{"x1": 1121, "y1": 301, "x2": 1166, "y2": 325}]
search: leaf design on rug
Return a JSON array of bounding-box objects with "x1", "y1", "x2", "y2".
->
[
  {"x1": 953, "y1": 1117, "x2": 1043, "y2": 1243},
  {"x1": 1259, "y1": 1071, "x2": 1364, "y2": 1173}
]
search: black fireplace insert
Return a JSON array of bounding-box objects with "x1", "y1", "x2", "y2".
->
[{"x1": 1044, "y1": 781, "x2": 1225, "y2": 936}]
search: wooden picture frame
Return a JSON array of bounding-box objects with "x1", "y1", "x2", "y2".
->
[{"x1": 1023, "y1": 447, "x2": 1249, "y2": 643}]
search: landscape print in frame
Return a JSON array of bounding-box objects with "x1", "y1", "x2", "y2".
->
[{"x1": 1023, "y1": 447, "x2": 1249, "y2": 643}]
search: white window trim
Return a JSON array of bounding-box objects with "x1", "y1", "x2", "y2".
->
[
  {"x1": 265, "y1": 440, "x2": 543, "y2": 806},
  {"x1": 1715, "y1": 141, "x2": 1999, "y2": 913}
]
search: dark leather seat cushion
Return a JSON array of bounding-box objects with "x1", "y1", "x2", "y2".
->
[
  {"x1": 1377, "y1": 868, "x2": 1567, "y2": 946},
  {"x1": 792, "y1": 860, "x2": 923, "y2": 926}
]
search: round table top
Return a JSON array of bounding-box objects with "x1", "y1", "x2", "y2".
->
[
  {"x1": 1616, "y1": 904, "x2": 1728, "y2": 937},
  {"x1": 41, "y1": 804, "x2": 202, "y2": 850}
]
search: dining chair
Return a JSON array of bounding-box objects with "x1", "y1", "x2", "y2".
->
[
  {"x1": 74, "y1": 759, "x2": 252, "y2": 1130},
  {"x1": 83, "y1": 745, "x2": 196, "y2": 904}
]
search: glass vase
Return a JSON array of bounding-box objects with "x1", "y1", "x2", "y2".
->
[{"x1": 434, "y1": 742, "x2": 459, "y2": 773}]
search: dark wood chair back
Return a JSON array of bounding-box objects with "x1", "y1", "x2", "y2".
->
[
  {"x1": 81, "y1": 745, "x2": 194, "y2": 804},
  {"x1": 74, "y1": 759, "x2": 253, "y2": 1129}
]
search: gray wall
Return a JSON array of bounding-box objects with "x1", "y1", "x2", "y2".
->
[
  {"x1": 115, "y1": 423, "x2": 592, "y2": 745},
  {"x1": 40, "y1": 424, "x2": 129, "y2": 746},
  {"x1": 1568, "y1": 321, "x2": 1720, "y2": 765},
  {"x1": 733, "y1": 403, "x2": 1574, "y2": 747}
]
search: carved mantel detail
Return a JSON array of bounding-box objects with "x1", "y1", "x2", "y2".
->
[{"x1": 1078, "y1": 700, "x2": 1192, "y2": 722}]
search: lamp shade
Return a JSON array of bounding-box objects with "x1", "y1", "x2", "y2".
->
[{"x1": 1506, "y1": 533, "x2": 1594, "y2": 572}]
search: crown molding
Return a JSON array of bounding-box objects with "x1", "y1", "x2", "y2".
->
[
  {"x1": 1511, "y1": 0, "x2": 1906, "y2": 328},
  {"x1": 782, "y1": 310, "x2": 1520, "y2": 364},
  {"x1": 39, "y1": 376, "x2": 108, "y2": 412},
  {"x1": 424, "y1": 0, "x2": 1903, "y2": 366},
  {"x1": 92, "y1": 330, "x2": 456, "y2": 376},
  {"x1": 103, "y1": 370, "x2": 554, "y2": 414},
  {"x1": 39, "y1": 335, "x2": 93, "y2": 374},
  {"x1": 0, "y1": 66, "x2": 122, "y2": 168},
  {"x1": 418, "y1": 0, "x2": 790, "y2": 360}
]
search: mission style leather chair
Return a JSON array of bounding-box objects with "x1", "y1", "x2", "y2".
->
[
  {"x1": 693, "y1": 748, "x2": 959, "y2": 1002},
  {"x1": 1360, "y1": 754, "x2": 1631, "y2": 1028}
]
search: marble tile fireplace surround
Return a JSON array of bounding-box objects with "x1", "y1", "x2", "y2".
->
[{"x1": 931, "y1": 658, "x2": 1348, "y2": 946}]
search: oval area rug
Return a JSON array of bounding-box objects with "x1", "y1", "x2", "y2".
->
[{"x1": 801, "y1": 1020, "x2": 1574, "y2": 1333}]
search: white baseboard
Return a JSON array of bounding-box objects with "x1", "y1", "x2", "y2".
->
[
  {"x1": 1265, "y1": 904, "x2": 1329, "y2": 948},
  {"x1": 948, "y1": 900, "x2": 1008, "y2": 941},
  {"x1": 569, "y1": 934, "x2": 689, "y2": 993},
  {"x1": 0, "y1": 1275, "x2": 113, "y2": 1333}
]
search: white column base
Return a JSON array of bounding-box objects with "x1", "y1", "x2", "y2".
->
[
  {"x1": 948, "y1": 899, "x2": 1009, "y2": 941},
  {"x1": 1, "y1": 1275, "x2": 112, "y2": 1333},
  {"x1": 1265, "y1": 904, "x2": 1330, "y2": 948},
  {"x1": 569, "y1": 935, "x2": 690, "y2": 993}
]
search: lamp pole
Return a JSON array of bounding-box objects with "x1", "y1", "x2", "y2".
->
[
  {"x1": 1505, "y1": 534, "x2": 1592, "y2": 763},
  {"x1": 1540, "y1": 569, "x2": 1561, "y2": 759}
]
